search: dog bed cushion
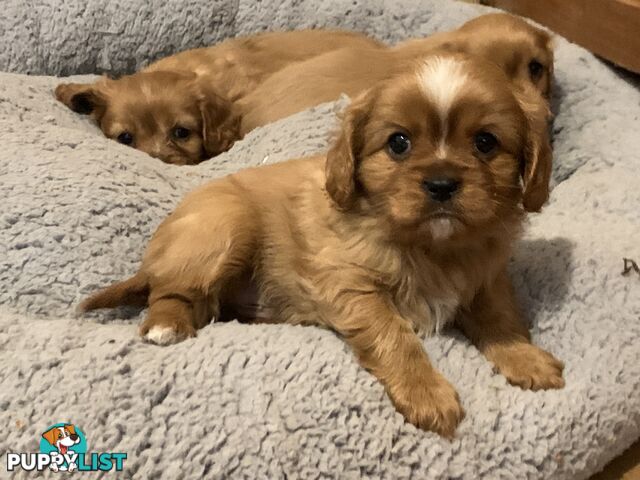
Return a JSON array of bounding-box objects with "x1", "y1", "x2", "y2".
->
[{"x1": 1, "y1": 0, "x2": 639, "y2": 478}]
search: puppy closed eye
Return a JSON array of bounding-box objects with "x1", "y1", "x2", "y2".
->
[
  {"x1": 473, "y1": 131, "x2": 499, "y2": 156},
  {"x1": 117, "y1": 132, "x2": 134, "y2": 146},
  {"x1": 172, "y1": 126, "x2": 191, "y2": 140},
  {"x1": 387, "y1": 132, "x2": 412, "y2": 160}
]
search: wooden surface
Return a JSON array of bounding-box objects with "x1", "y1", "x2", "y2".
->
[
  {"x1": 483, "y1": 0, "x2": 640, "y2": 73},
  {"x1": 589, "y1": 439, "x2": 640, "y2": 480}
]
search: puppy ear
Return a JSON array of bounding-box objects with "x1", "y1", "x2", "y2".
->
[
  {"x1": 325, "y1": 90, "x2": 374, "y2": 209},
  {"x1": 196, "y1": 81, "x2": 241, "y2": 159},
  {"x1": 66, "y1": 425, "x2": 76, "y2": 435},
  {"x1": 42, "y1": 427, "x2": 59, "y2": 446},
  {"x1": 55, "y1": 82, "x2": 107, "y2": 118},
  {"x1": 515, "y1": 86, "x2": 553, "y2": 212},
  {"x1": 437, "y1": 39, "x2": 469, "y2": 55}
]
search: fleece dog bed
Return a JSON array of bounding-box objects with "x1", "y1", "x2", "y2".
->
[{"x1": 1, "y1": 0, "x2": 639, "y2": 478}]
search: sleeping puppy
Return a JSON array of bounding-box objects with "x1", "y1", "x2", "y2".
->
[
  {"x1": 79, "y1": 52, "x2": 562, "y2": 436},
  {"x1": 239, "y1": 13, "x2": 553, "y2": 132},
  {"x1": 55, "y1": 30, "x2": 383, "y2": 165}
]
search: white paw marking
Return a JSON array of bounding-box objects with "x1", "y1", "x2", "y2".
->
[{"x1": 145, "y1": 326, "x2": 180, "y2": 345}]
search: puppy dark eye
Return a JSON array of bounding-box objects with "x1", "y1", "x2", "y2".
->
[
  {"x1": 117, "y1": 132, "x2": 133, "y2": 146},
  {"x1": 528, "y1": 60, "x2": 544, "y2": 80},
  {"x1": 173, "y1": 126, "x2": 191, "y2": 140},
  {"x1": 387, "y1": 132, "x2": 411, "y2": 159},
  {"x1": 474, "y1": 131, "x2": 498, "y2": 155}
]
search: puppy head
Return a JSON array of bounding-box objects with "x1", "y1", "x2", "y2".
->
[
  {"x1": 42, "y1": 424, "x2": 78, "y2": 447},
  {"x1": 449, "y1": 13, "x2": 554, "y2": 99},
  {"x1": 55, "y1": 71, "x2": 241, "y2": 165},
  {"x1": 58, "y1": 425, "x2": 79, "y2": 447},
  {"x1": 326, "y1": 54, "x2": 552, "y2": 245}
]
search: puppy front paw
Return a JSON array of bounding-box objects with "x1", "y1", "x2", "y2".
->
[
  {"x1": 390, "y1": 373, "x2": 465, "y2": 438},
  {"x1": 489, "y1": 342, "x2": 564, "y2": 390},
  {"x1": 139, "y1": 318, "x2": 196, "y2": 346},
  {"x1": 67, "y1": 462, "x2": 77, "y2": 472}
]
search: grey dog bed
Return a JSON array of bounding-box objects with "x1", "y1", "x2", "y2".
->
[{"x1": 1, "y1": 0, "x2": 639, "y2": 478}]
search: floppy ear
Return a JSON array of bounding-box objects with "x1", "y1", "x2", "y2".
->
[
  {"x1": 196, "y1": 82, "x2": 241, "y2": 159},
  {"x1": 65, "y1": 424, "x2": 76, "y2": 435},
  {"x1": 55, "y1": 82, "x2": 107, "y2": 118},
  {"x1": 325, "y1": 90, "x2": 374, "y2": 210},
  {"x1": 42, "y1": 427, "x2": 59, "y2": 446},
  {"x1": 515, "y1": 86, "x2": 553, "y2": 212}
]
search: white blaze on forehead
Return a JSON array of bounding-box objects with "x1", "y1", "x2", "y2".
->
[{"x1": 418, "y1": 56, "x2": 469, "y2": 120}]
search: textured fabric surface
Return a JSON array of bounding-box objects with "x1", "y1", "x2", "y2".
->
[{"x1": 1, "y1": 0, "x2": 639, "y2": 478}]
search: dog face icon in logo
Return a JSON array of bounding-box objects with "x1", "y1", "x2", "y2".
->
[{"x1": 41, "y1": 424, "x2": 85, "y2": 472}]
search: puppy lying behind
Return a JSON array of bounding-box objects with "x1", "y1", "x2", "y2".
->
[
  {"x1": 396, "y1": 13, "x2": 554, "y2": 98},
  {"x1": 55, "y1": 30, "x2": 383, "y2": 165},
  {"x1": 239, "y1": 13, "x2": 553, "y2": 133},
  {"x1": 80, "y1": 53, "x2": 562, "y2": 436},
  {"x1": 56, "y1": 71, "x2": 242, "y2": 164}
]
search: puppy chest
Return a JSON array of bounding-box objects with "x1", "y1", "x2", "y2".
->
[
  {"x1": 392, "y1": 264, "x2": 469, "y2": 335},
  {"x1": 395, "y1": 289, "x2": 460, "y2": 335}
]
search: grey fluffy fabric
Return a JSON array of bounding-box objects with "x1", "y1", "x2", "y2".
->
[{"x1": 1, "y1": 0, "x2": 639, "y2": 478}]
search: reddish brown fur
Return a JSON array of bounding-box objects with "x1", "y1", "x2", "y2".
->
[
  {"x1": 56, "y1": 15, "x2": 551, "y2": 166},
  {"x1": 55, "y1": 30, "x2": 383, "y2": 165},
  {"x1": 78, "y1": 272, "x2": 148, "y2": 311},
  {"x1": 239, "y1": 13, "x2": 553, "y2": 133},
  {"x1": 80, "y1": 53, "x2": 562, "y2": 437},
  {"x1": 397, "y1": 13, "x2": 554, "y2": 98},
  {"x1": 56, "y1": 71, "x2": 241, "y2": 164}
]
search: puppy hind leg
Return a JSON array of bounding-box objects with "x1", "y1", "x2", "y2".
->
[
  {"x1": 140, "y1": 205, "x2": 258, "y2": 345},
  {"x1": 139, "y1": 295, "x2": 199, "y2": 346},
  {"x1": 140, "y1": 261, "x2": 246, "y2": 345}
]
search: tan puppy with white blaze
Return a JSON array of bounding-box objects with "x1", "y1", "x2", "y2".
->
[{"x1": 80, "y1": 52, "x2": 563, "y2": 437}]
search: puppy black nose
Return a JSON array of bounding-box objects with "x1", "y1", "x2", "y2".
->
[
  {"x1": 423, "y1": 178, "x2": 460, "y2": 202},
  {"x1": 70, "y1": 434, "x2": 78, "y2": 441}
]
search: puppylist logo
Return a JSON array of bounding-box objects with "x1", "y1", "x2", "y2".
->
[{"x1": 6, "y1": 423, "x2": 126, "y2": 473}]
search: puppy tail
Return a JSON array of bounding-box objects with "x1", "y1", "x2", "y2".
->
[{"x1": 77, "y1": 272, "x2": 149, "y2": 314}]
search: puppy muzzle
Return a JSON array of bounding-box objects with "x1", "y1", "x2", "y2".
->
[{"x1": 422, "y1": 177, "x2": 461, "y2": 203}]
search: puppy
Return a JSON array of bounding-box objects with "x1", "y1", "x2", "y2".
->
[
  {"x1": 42, "y1": 424, "x2": 80, "y2": 472},
  {"x1": 239, "y1": 13, "x2": 553, "y2": 132},
  {"x1": 56, "y1": 71, "x2": 240, "y2": 165},
  {"x1": 80, "y1": 53, "x2": 562, "y2": 437},
  {"x1": 396, "y1": 13, "x2": 554, "y2": 98},
  {"x1": 55, "y1": 30, "x2": 383, "y2": 165}
]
